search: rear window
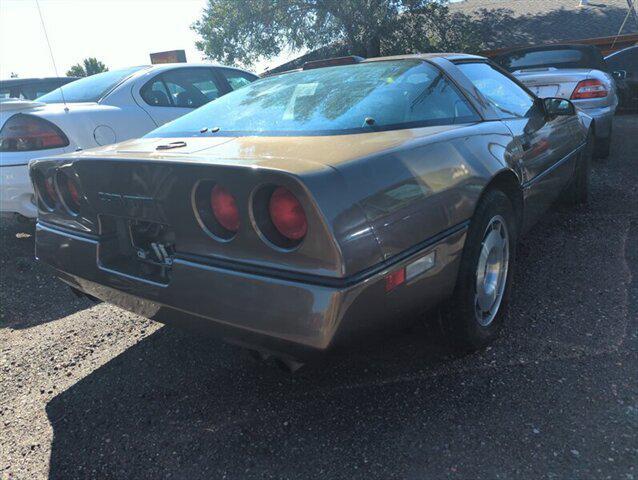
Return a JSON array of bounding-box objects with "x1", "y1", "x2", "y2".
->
[
  {"x1": 496, "y1": 48, "x2": 607, "y2": 72},
  {"x1": 0, "y1": 79, "x2": 73, "y2": 100},
  {"x1": 20, "y1": 81, "x2": 69, "y2": 100},
  {"x1": 37, "y1": 67, "x2": 147, "y2": 103},
  {"x1": 220, "y1": 68, "x2": 257, "y2": 90},
  {"x1": 146, "y1": 60, "x2": 479, "y2": 137}
]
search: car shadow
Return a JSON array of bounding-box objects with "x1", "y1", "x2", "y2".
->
[
  {"x1": 44, "y1": 322, "x2": 457, "y2": 479},
  {"x1": 0, "y1": 218, "x2": 91, "y2": 329},
  {"x1": 44, "y1": 205, "x2": 635, "y2": 479}
]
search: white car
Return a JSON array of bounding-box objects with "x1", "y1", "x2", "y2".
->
[{"x1": 0, "y1": 63, "x2": 257, "y2": 219}]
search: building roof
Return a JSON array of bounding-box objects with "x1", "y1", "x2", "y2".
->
[{"x1": 449, "y1": 0, "x2": 637, "y2": 49}]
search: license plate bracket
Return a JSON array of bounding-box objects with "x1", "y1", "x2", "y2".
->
[
  {"x1": 98, "y1": 215, "x2": 175, "y2": 285},
  {"x1": 531, "y1": 84, "x2": 559, "y2": 98}
]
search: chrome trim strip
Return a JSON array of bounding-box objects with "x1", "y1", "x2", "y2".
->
[
  {"x1": 0, "y1": 163, "x2": 30, "y2": 168},
  {"x1": 38, "y1": 219, "x2": 470, "y2": 289},
  {"x1": 37, "y1": 221, "x2": 99, "y2": 243},
  {"x1": 176, "y1": 220, "x2": 470, "y2": 288}
]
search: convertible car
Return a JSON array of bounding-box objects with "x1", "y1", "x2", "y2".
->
[{"x1": 31, "y1": 54, "x2": 593, "y2": 369}]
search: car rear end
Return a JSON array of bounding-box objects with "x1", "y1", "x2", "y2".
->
[
  {"x1": 1, "y1": 100, "x2": 72, "y2": 218},
  {"x1": 494, "y1": 45, "x2": 617, "y2": 156},
  {"x1": 2, "y1": 67, "x2": 155, "y2": 219},
  {"x1": 30, "y1": 146, "x2": 463, "y2": 362},
  {"x1": 515, "y1": 68, "x2": 616, "y2": 133}
]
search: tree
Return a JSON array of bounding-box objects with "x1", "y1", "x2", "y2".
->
[
  {"x1": 192, "y1": 0, "x2": 481, "y2": 68},
  {"x1": 66, "y1": 57, "x2": 108, "y2": 77}
]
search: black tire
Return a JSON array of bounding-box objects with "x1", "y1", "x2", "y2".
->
[
  {"x1": 561, "y1": 133, "x2": 593, "y2": 206},
  {"x1": 594, "y1": 130, "x2": 611, "y2": 159},
  {"x1": 440, "y1": 189, "x2": 518, "y2": 352}
]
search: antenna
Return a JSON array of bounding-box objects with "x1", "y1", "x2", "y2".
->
[
  {"x1": 35, "y1": 0, "x2": 68, "y2": 110},
  {"x1": 627, "y1": 0, "x2": 638, "y2": 30},
  {"x1": 611, "y1": 0, "x2": 638, "y2": 50}
]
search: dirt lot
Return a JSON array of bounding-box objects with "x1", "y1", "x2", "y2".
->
[{"x1": 1, "y1": 115, "x2": 637, "y2": 480}]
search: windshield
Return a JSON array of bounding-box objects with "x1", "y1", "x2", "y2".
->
[
  {"x1": 146, "y1": 60, "x2": 479, "y2": 137},
  {"x1": 496, "y1": 48, "x2": 607, "y2": 72},
  {"x1": 37, "y1": 66, "x2": 147, "y2": 103}
]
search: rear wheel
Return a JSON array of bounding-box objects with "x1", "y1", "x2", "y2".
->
[{"x1": 440, "y1": 190, "x2": 517, "y2": 352}]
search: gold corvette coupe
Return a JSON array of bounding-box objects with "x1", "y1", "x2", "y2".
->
[{"x1": 31, "y1": 54, "x2": 593, "y2": 368}]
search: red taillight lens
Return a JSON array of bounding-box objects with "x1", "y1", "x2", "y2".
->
[
  {"x1": 268, "y1": 187, "x2": 307, "y2": 241},
  {"x1": 35, "y1": 173, "x2": 57, "y2": 209},
  {"x1": 0, "y1": 114, "x2": 69, "y2": 152},
  {"x1": 66, "y1": 177, "x2": 81, "y2": 208},
  {"x1": 58, "y1": 173, "x2": 82, "y2": 214},
  {"x1": 210, "y1": 184, "x2": 240, "y2": 232},
  {"x1": 44, "y1": 177, "x2": 57, "y2": 201},
  {"x1": 571, "y1": 79, "x2": 608, "y2": 100}
]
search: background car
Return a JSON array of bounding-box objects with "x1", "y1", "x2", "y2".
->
[
  {"x1": 605, "y1": 45, "x2": 638, "y2": 111},
  {"x1": 30, "y1": 54, "x2": 593, "y2": 368},
  {"x1": 0, "y1": 63, "x2": 257, "y2": 219},
  {"x1": 494, "y1": 44, "x2": 617, "y2": 158},
  {"x1": 0, "y1": 76, "x2": 79, "y2": 100}
]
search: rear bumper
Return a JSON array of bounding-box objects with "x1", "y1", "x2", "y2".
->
[
  {"x1": 1, "y1": 148, "x2": 69, "y2": 218},
  {"x1": 0, "y1": 164, "x2": 37, "y2": 218},
  {"x1": 35, "y1": 221, "x2": 466, "y2": 360},
  {"x1": 576, "y1": 103, "x2": 616, "y2": 139}
]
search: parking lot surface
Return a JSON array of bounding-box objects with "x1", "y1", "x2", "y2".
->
[{"x1": 1, "y1": 115, "x2": 637, "y2": 480}]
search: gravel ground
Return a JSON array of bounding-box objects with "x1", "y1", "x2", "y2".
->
[{"x1": 1, "y1": 115, "x2": 637, "y2": 480}]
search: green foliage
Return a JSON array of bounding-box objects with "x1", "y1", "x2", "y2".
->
[
  {"x1": 66, "y1": 57, "x2": 108, "y2": 77},
  {"x1": 193, "y1": 0, "x2": 485, "y2": 68}
]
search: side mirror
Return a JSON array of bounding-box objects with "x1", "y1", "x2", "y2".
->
[{"x1": 543, "y1": 97, "x2": 576, "y2": 117}]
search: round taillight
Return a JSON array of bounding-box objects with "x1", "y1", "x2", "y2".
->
[
  {"x1": 57, "y1": 172, "x2": 81, "y2": 214},
  {"x1": 268, "y1": 187, "x2": 307, "y2": 241},
  {"x1": 34, "y1": 171, "x2": 57, "y2": 210},
  {"x1": 67, "y1": 177, "x2": 81, "y2": 208},
  {"x1": 44, "y1": 177, "x2": 57, "y2": 202},
  {"x1": 210, "y1": 184, "x2": 239, "y2": 233}
]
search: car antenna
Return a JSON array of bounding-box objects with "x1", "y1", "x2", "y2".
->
[{"x1": 35, "y1": 0, "x2": 68, "y2": 112}]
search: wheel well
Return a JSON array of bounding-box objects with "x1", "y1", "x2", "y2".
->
[{"x1": 480, "y1": 170, "x2": 524, "y2": 230}]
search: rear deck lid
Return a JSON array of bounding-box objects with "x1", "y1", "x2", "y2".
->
[{"x1": 513, "y1": 68, "x2": 594, "y2": 100}]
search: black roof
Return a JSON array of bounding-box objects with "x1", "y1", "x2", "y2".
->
[
  {"x1": 492, "y1": 42, "x2": 609, "y2": 72},
  {"x1": 495, "y1": 43, "x2": 603, "y2": 55},
  {"x1": 0, "y1": 77, "x2": 79, "y2": 87}
]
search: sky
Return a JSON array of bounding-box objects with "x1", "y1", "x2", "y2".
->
[{"x1": 0, "y1": 0, "x2": 297, "y2": 79}]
